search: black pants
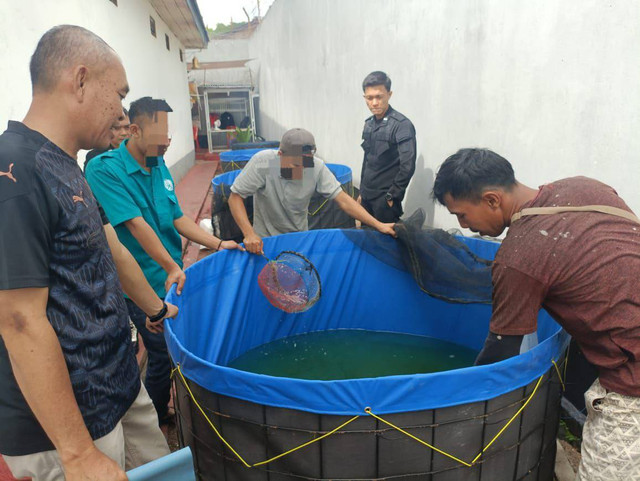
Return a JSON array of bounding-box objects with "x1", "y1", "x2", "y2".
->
[
  {"x1": 126, "y1": 298, "x2": 171, "y2": 424},
  {"x1": 361, "y1": 196, "x2": 403, "y2": 223}
]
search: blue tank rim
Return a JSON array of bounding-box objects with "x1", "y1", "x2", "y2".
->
[
  {"x1": 165, "y1": 229, "x2": 570, "y2": 416},
  {"x1": 220, "y1": 148, "x2": 277, "y2": 162}
]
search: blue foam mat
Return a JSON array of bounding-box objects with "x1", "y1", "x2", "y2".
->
[{"x1": 127, "y1": 447, "x2": 195, "y2": 481}]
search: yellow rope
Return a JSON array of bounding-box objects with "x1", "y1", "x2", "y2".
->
[
  {"x1": 367, "y1": 373, "x2": 545, "y2": 467},
  {"x1": 172, "y1": 364, "x2": 360, "y2": 468},
  {"x1": 308, "y1": 198, "x2": 330, "y2": 216},
  {"x1": 230, "y1": 160, "x2": 244, "y2": 172},
  {"x1": 252, "y1": 415, "x2": 360, "y2": 467},
  {"x1": 551, "y1": 359, "x2": 566, "y2": 391},
  {"x1": 365, "y1": 407, "x2": 473, "y2": 467},
  {"x1": 173, "y1": 360, "x2": 558, "y2": 470},
  {"x1": 307, "y1": 184, "x2": 354, "y2": 216},
  {"x1": 172, "y1": 365, "x2": 252, "y2": 467},
  {"x1": 470, "y1": 374, "x2": 543, "y2": 464}
]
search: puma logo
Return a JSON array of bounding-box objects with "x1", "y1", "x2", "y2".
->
[
  {"x1": 0, "y1": 163, "x2": 17, "y2": 183},
  {"x1": 73, "y1": 190, "x2": 87, "y2": 207}
]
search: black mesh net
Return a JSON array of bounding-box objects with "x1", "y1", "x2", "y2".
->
[
  {"x1": 220, "y1": 159, "x2": 250, "y2": 173},
  {"x1": 307, "y1": 183, "x2": 358, "y2": 230},
  {"x1": 344, "y1": 209, "x2": 493, "y2": 304},
  {"x1": 258, "y1": 251, "x2": 321, "y2": 313},
  {"x1": 211, "y1": 179, "x2": 254, "y2": 243}
]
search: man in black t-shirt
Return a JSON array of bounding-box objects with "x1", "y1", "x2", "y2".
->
[{"x1": 0, "y1": 26, "x2": 177, "y2": 481}]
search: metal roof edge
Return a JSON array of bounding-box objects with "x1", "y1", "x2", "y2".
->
[{"x1": 186, "y1": 0, "x2": 209, "y2": 47}]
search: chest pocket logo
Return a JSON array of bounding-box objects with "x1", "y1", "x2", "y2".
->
[
  {"x1": 0, "y1": 163, "x2": 17, "y2": 183},
  {"x1": 164, "y1": 179, "x2": 174, "y2": 192},
  {"x1": 73, "y1": 190, "x2": 87, "y2": 207}
]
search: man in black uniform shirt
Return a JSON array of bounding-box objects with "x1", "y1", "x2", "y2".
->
[{"x1": 359, "y1": 71, "x2": 417, "y2": 223}]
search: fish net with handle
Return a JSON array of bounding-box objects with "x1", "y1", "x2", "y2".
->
[{"x1": 257, "y1": 251, "x2": 321, "y2": 313}]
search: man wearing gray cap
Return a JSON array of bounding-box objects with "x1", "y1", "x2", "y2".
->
[{"x1": 229, "y1": 128, "x2": 396, "y2": 254}]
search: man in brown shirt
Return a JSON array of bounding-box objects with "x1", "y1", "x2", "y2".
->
[{"x1": 432, "y1": 148, "x2": 640, "y2": 481}]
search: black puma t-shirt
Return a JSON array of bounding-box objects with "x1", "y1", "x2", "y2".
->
[{"x1": 0, "y1": 121, "x2": 139, "y2": 456}]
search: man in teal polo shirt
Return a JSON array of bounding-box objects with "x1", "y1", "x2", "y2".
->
[{"x1": 86, "y1": 97, "x2": 242, "y2": 426}]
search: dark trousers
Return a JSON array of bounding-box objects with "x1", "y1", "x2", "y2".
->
[
  {"x1": 361, "y1": 195, "x2": 403, "y2": 223},
  {"x1": 125, "y1": 298, "x2": 171, "y2": 424}
]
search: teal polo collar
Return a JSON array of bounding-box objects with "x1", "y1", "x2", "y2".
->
[{"x1": 120, "y1": 140, "x2": 151, "y2": 176}]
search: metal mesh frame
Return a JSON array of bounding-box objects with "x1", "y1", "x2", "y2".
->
[{"x1": 172, "y1": 356, "x2": 565, "y2": 481}]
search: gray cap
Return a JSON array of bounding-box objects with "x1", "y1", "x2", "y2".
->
[{"x1": 280, "y1": 128, "x2": 316, "y2": 155}]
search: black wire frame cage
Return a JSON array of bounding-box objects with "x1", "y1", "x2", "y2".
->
[{"x1": 170, "y1": 352, "x2": 567, "y2": 481}]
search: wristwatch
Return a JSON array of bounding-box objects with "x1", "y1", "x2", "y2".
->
[
  {"x1": 385, "y1": 193, "x2": 393, "y2": 202},
  {"x1": 148, "y1": 302, "x2": 168, "y2": 323}
]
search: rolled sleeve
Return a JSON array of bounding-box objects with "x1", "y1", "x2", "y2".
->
[
  {"x1": 172, "y1": 198, "x2": 184, "y2": 220},
  {"x1": 86, "y1": 162, "x2": 142, "y2": 227},
  {"x1": 490, "y1": 262, "x2": 546, "y2": 335},
  {"x1": 230, "y1": 156, "x2": 266, "y2": 198},
  {"x1": 316, "y1": 163, "x2": 342, "y2": 200}
]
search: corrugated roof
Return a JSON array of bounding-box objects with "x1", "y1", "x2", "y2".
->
[
  {"x1": 150, "y1": 0, "x2": 209, "y2": 48},
  {"x1": 189, "y1": 60, "x2": 251, "y2": 70}
]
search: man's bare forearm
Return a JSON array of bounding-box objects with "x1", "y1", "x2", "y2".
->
[
  {"x1": 229, "y1": 193, "x2": 256, "y2": 237},
  {"x1": 173, "y1": 215, "x2": 222, "y2": 250},
  {"x1": 334, "y1": 191, "x2": 384, "y2": 229},
  {"x1": 105, "y1": 223, "x2": 164, "y2": 316},
  {"x1": 0, "y1": 288, "x2": 93, "y2": 463}
]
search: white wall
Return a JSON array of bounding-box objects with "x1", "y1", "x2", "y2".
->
[
  {"x1": 249, "y1": 0, "x2": 640, "y2": 231},
  {"x1": 190, "y1": 38, "x2": 250, "y2": 63},
  {"x1": 0, "y1": 0, "x2": 194, "y2": 174}
]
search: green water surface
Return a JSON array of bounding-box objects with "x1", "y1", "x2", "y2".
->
[{"x1": 227, "y1": 329, "x2": 479, "y2": 380}]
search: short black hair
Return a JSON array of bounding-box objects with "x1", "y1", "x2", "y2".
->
[
  {"x1": 362, "y1": 71, "x2": 391, "y2": 92},
  {"x1": 30, "y1": 25, "x2": 114, "y2": 93},
  {"x1": 128, "y1": 97, "x2": 173, "y2": 125},
  {"x1": 432, "y1": 149, "x2": 517, "y2": 204},
  {"x1": 122, "y1": 107, "x2": 129, "y2": 117}
]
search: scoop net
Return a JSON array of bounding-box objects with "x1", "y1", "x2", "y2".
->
[{"x1": 258, "y1": 251, "x2": 321, "y2": 313}]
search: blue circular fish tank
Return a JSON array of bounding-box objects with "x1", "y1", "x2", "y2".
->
[{"x1": 166, "y1": 229, "x2": 569, "y2": 480}]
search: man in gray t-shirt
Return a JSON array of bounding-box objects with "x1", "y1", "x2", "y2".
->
[{"x1": 229, "y1": 128, "x2": 396, "y2": 254}]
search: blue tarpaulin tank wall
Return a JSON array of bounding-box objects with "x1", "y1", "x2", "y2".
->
[
  {"x1": 231, "y1": 141, "x2": 280, "y2": 151},
  {"x1": 166, "y1": 229, "x2": 569, "y2": 480}
]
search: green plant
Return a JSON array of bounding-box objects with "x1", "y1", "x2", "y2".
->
[{"x1": 559, "y1": 419, "x2": 581, "y2": 444}]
